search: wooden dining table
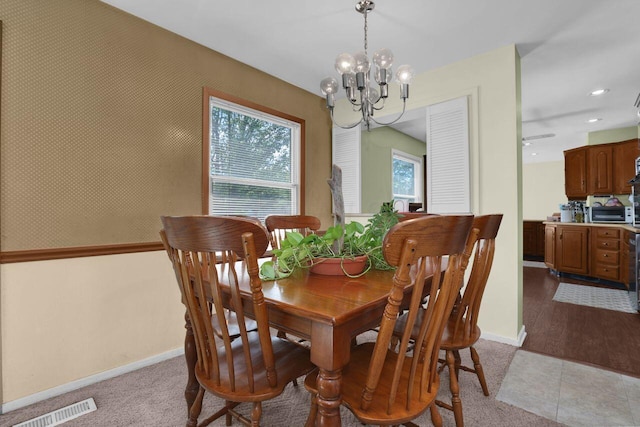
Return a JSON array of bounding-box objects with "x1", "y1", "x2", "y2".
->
[{"x1": 181, "y1": 261, "x2": 425, "y2": 427}]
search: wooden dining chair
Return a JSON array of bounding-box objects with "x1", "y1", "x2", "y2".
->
[
  {"x1": 161, "y1": 215, "x2": 315, "y2": 427},
  {"x1": 303, "y1": 215, "x2": 474, "y2": 427},
  {"x1": 435, "y1": 214, "x2": 503, "y2": 427},
  {"x1": 264, "y1": 214, "x2": 321, "y2": 250}
]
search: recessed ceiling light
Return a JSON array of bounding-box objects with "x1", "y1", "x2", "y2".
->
[
  {"x1": 531, "y1": 152, "x2": 538, "y2": 156},
  {"x1": 589, "y1": 89, "x2": 609, "y2": 96},
  {"x1": 586, "y1": 118, "x2": 602, "y2": 123},
  {"x1": 523, "y1": 142, "x2": 532, "y2": 146}
]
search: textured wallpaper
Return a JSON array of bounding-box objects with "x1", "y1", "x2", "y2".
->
[{"x1": 0, "y1": 0, "x2": 331, "y2": 252}]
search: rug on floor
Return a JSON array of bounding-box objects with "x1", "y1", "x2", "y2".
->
[{"x1": 553, "y1": 282, "x2": 637, "y2": 314}]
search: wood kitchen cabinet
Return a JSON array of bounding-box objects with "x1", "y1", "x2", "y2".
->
[
  {"x1": 588, "y1": 144, "x2": 613, "y2": 195},
  {"x1": 565, "y1": 139, "x2": 640, "y2": 199},
  {"x1": 544, "y1": 224, "x2": 556, "y2": 269},
  {"x1": 613, "y1": 139, "x2": 640, "y2": 194},
  {"x1": 565, "y1": 147, "x2": 588, "y2": 199},
  {"x1": 556, "y1": 225, "x2": 590, "y2": 274},
  {"x1": 590, "y1": 227, "x2": 620, "y2": 281},
  {"x1": 523, "y1": 221, "x2": 545, "y2": 259}
]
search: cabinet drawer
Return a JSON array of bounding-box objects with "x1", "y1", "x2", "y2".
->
[
  {"x1": 594, "y1": 248, "x2": 619, "y2": 265},
  {"x1": 593, "y1": 264, "x2": 619, "y2": 281},
  {"x1": 593, "y1": 228, "x2": 620, "y2": 239},
  {"x1": 595, "y1": 238, "x2": 620, "y2": 250}
]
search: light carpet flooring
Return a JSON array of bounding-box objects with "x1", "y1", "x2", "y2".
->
[
  {"x1": 553, "y1": 282, "x2": 636, "y2": 313},
  {"x1": 498, "y1": 350, "x2": 640, "y2": 427}
]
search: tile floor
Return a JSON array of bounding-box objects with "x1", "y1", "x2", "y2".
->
[{"x1": 497, "y1": 350, "x2": 640, "y2": 426}]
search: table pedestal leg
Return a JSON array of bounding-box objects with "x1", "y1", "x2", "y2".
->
[
  {"x1": 184, "y1": 312, "x2": 199, "y2": 425},
  {"x1": 316, "y1": 368, "x2": 342, "y2": 427}
]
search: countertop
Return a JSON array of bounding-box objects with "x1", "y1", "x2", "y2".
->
[{"x1": 543, "y1": 221, "x2": 640, "y2": 233}]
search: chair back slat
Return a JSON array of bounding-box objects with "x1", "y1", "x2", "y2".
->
[
  {"x1": 359, "y1": 215, "x2": 474, "y2": 415},
  {"x1": 265, "y1": 214, "x2": 321, "y2": 250},
  {"x1": 451, "y1": 214, "x2": 503, "y2": 339},
  {"x1": 161, "y1": 215, "x2": 273, "y2": 393}
]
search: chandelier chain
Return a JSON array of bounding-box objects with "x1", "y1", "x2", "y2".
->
[{"x1": 363, "y1": 10, "x2": 368, "y2": 56}]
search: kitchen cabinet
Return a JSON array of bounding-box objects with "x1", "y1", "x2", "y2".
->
[
  {"x1": 556, "y1": 225, "x2": 590, "y2": 274},
  {"x1": 544, "y1": 225, "x2": 556, "y2": 269},
  {"x1": 612, "y1": 139, "x2": 640, "y2": 194},
  {"x1": 564, "y1": 139, "x2": 640, "y2": 199},
  {"x1": 590, "y1": 227, "x2": 620, "y2": 281},
  {"x1": 523, "y1": 221, "x2": 545, "y2": 259},
  {"x1": 588, "y1": 144, "x2": 613, "y2": 195},
  {"x1": 565, "y1": 147, "x2": 588, "y2": 199}
]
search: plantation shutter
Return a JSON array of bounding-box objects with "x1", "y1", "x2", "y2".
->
[
  {"x1": 426, "y1": 96, "x2": 470, "y2": 214},
  {"x1": 332, "y1": 126, "x2": 361, "y2": 213}
]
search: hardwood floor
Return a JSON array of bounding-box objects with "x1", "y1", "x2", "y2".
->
[{"x1": 523, "y1": 265, "x2": 640, "y2": 378}]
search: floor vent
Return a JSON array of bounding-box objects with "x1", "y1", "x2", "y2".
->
[{"x1": 13, "y1": 398, "x2": 97, "y2": 427}]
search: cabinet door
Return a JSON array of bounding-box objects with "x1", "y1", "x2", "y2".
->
[
  {"x1": 613, "y1": 139, "x2": 640, "y2": 194},
  {"x1": 536, "y1": 222, "x2": 546, "y2": 256},
  {"x1": 588, "y1": 145, "x2": 613, "y2": 195},
  {"x1": 565, "y1": 147, "x2": 588, "y2": 199},
  {"x1": 544, "y1": 225, "x2": 556, "y2": 269},
  {"x1": 523, "y1": 222, "x2": 536, "y2": 257},
  {"x1": 556, "y1": 226, "x2": 589, "y2": 274}
]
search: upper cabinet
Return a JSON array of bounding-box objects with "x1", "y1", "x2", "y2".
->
[
  {"x1": 613, "y1": 140, "x2": 640, "y2": 194},
  {"x1": 565, "y1": 139, "x2": 640, "y2": 199},
  {"x1": 588, "y1": 144, "x2": 613, "y2": 195},
  {"x1": 565, "y1": 146, "x2": 588, "y2": 199}
]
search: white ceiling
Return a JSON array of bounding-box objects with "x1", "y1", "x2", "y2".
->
[{"x1": 101, "y1": 0, "x2": 640, "y2": 164}]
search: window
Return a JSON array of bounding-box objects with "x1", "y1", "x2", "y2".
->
[
  {"x1": 392, "y1": 150, "x2": 422, "y2": 203},
  {"x1": 203, "y1": 89, "x2": 304, "y2": 221}
]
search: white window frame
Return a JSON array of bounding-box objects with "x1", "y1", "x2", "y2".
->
[
  {"x1": 204, "y1": 91, "x2": 302, "y2": 219},
  {"x1": 391, "y1": 149, "x2": 423, "y2": 203}
]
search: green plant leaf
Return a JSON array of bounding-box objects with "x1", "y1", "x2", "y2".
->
[{"x1": 259, "y1": 261, "x2": 276, "y2": 280}]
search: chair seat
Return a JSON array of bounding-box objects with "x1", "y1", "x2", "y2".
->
[
  {"x1": 439, "y1": 318, "x2": 482, "y2": 351},
  {"x1": 305, "y1": 342, "x2": 439, "y2": 425},
  {"x1": 197, "y1": 333, "x2": 313, "y2": 402}
]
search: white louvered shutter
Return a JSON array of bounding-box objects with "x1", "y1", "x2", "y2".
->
[
  {"x1": 426, "y1": 96, "x2": 470, "y2": 213},
  {"x1": 332, "y1": 126, "x2": 361, "y2": 213}
]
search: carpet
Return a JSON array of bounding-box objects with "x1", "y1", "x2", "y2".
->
[
  {"x1": 0, "y1": 333, "x2": 562, "y2": 427},
  {"x1": 552, "y1": 282, "x2": 637, "y2": 314}
]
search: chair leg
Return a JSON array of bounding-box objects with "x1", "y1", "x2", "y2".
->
[
  {"x1": 187, "y1": 386, "x2": 205, "y2": 427},
  {"x1": 453, "y1": 349, "x2": 462, "y2": 380},
  {"x1": 470, "y1": 346, "x2": 489, "y2": 396},
  {"x1": 446, "y1": 350, "x2": 464, "y2": 427},
  {"x1": 250, "y1": 402, "x2": 262, "y2": 427},
  {"x1": 429, "y1": 403, "x2": 443, "y2": 427}
]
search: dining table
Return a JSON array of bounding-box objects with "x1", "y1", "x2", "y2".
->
[{"x1": 182, "y1": 261, "x2": 427, "y2": 427}]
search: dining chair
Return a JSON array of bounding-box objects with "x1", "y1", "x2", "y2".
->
[
  {"x1": 303, "y1": 215, "x2": 474, "y2": 427},
  {"x1": 435, "y1": 214, "x2": 503, "y2": 427},
  {"x1": 264, "y1": 214, "x2": 322, "y2": 250},
  {"x1": 161, "y1": 215, "x2": 315, "y2": 427},
  {"x1": 160, "y1": 228, "x2": 258, "y2": 342}
]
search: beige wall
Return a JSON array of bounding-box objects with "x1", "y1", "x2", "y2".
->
[
  {"x1": 335, "y1": 45, "x2": 524, "y2": 343},
  {"x1": 0, "y1": 0, "x2": 332, "y2": 405},
  {"x1": 523, "y1": 161, "x2": 566, "y2": 220},
  {"x1": 587, "y1": 125, "x2": 639, "y2": 145}
]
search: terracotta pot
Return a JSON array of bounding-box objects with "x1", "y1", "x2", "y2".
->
[{"x1": 309, "y1": 255, "x2": 368, "y2": 276}]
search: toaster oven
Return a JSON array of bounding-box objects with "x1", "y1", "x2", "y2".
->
[{"x1": 589, "y1": 205, "x2": 633, "y2": 223}]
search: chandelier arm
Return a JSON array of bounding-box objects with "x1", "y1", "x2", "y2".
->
[
  {"x1": 368, "y1": 100, "x2": 408, "y2": 127},
  {"x1": 329, "y1": 108, "x2": 366, "y2": 130}
]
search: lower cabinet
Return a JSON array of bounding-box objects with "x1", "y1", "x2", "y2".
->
[
  {"x1": 556, "y1": 226, "x2": 590, "y2": 275},
  {"x1": 524, "y1": 221, "x2": 545, "y2": 258},
  {"x1": 544, "y1": 223, "x2": 627, "y2": 284}
]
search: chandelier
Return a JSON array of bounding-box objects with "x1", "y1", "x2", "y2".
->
[{"x1": 320, "y1": 0, "x2": 414, "y2": 130}]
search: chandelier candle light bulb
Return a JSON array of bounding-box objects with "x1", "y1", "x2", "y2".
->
[{"x1": 320, "y1": 0, "x2": 414, "y2": 130}]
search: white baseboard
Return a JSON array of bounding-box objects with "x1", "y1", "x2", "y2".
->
[
  {"x1": 481, "y1": 325, "x2": 527, "y2": 347},
  {"x1": 1, "y1": 347, "x2": 184, "y2": 414}
]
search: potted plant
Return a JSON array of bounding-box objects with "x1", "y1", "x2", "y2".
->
[{"x1": 260, "y1": 201, "x2": 400, "y2": 280}]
